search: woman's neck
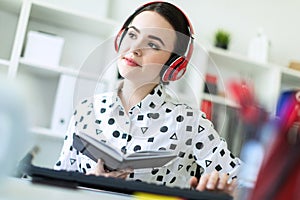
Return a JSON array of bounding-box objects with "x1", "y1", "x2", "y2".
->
[{"x1": 118, "y1": 80, "x2": 158, "y2": 113}]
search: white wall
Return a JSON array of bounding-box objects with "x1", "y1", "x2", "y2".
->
[{"x1": 109, "y1": 0, "x2": 300, "y2": 66}]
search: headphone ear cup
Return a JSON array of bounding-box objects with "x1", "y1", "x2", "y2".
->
[
  {"x1": 162, "y1": 56, "x2": 187, "y2": 82},
  {"x1": 161, "y1": 55, "x2": 179, "y2": 82},
  {"x1": 114, "y1": 29, "x2": 126, "y2": 52},
  {"x1": 170, "y1": 58, "x2": 187, "y2": 81}
]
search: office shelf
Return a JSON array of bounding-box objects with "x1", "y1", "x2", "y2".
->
[
  {"x1": 30, "y1": 126, "x2": 64, "y2": 139},
  {"x1": 202, "y1": 93, "x2": 239, "y2": 108}
]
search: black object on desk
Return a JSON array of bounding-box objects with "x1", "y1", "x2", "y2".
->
[{"x1": 17, "y1": 149, "x2": 232, "y2": 200}]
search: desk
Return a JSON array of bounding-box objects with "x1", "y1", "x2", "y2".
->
[{"x1": 0, "y1": 177, "x2": 133, "y2": 200}]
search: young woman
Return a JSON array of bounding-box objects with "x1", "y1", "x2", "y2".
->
[{"x1": 54, "y1": 1, "x2": 241, "y2": 196}]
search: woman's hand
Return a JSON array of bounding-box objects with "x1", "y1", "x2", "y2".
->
[
  {"x1": 86, "y1": 159, "x2": 133, "y2": 179},
  {"x1": 189, "y1": 171, "x2": 237, "y2": 197}
]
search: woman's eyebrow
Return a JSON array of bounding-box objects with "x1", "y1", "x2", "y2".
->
[
  {"x1": 127, "y1": 26, "x2": 140, "y2": 33},
  {"x1": 148, "y1": 35, "x2": 165, "y2": 46},
  {"x1": 127, "y1": 26, "x2": 165, "y2": 46}
]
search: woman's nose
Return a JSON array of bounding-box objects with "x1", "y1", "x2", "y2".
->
[
  {"x1": 129, "y1": 38, "x2": 145, "y2": 56},
  {"x1": 132, "y1": 47, "x2": 142, "y2": 56}
]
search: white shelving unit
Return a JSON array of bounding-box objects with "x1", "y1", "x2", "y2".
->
[
  {"x1": 0, "y1": 0, "x2": 21, "y2": 76},
  {"x1": 184, "y1": 45, "x2": 299, "y2": 155},
  {"x1": 204, "y1": 46, "x2": 282, "y2": 113},
  {"x1": 1, "y1": 0, "x2": 120, "y2": 138},
  {"x1": 2, "y1": 0, "x2": 300, "y2": 165},
  {"x1": 280, "y1": 67, "x2": 300, "y2": 91}
]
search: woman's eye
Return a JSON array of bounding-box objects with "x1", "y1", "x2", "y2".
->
[
  {"x1": 148, "y1": 42, "x2": 160, "y2": 50},
  {"x1": 128, "y1": 32, "x2": 137, "y2": 39}
]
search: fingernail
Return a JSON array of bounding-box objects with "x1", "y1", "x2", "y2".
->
[
  {"x1": 217, "y1": 184, "x2": 223, "y2": 190},
  {"x1": 207, "y1": 183, "x2": 214, "y2": 189}
]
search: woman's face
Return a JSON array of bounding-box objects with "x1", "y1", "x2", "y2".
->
[{"x1": 117, "y1": 11, "x2": 176, "y2": 84}]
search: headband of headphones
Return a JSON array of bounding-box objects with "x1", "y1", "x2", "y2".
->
[{"x1": 114, "y1": 1, "x2": 195, "y2": 82}]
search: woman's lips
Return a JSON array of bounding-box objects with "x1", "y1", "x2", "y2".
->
[{"x1": 123, "y1": 57, "x2": 140, "y2": 67}]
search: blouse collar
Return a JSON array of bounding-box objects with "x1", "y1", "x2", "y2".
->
[{"x1": 114, "y1": 80, "x2": 167, "y2": 114}]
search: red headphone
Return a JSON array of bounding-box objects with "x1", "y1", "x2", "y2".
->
[{"x1": 114, "y1": 1, "x2": 194, "y2": 82}]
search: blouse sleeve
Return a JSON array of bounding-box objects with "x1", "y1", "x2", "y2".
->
[
  {"x1": 192, "y1": 112, "x2": 242, "y2": 180},
  {"x1": 53, "y1": 115, "x2": 80, "y2": 171}
]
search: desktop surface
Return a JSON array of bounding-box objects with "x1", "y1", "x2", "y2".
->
[{"x1": 0, "y1": 177, "x2": 132, "y2": 200}]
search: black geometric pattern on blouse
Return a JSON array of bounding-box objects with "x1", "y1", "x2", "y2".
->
[
  {"x1": 212, "y1": 147, "x2": 217, "y2": 153},
  {"x1": 230, "y1": 153, "x2": 235, "y2": 159},
  {"x1": 109, "y1": 103, "x2": 114, "y2": 108},
  {"x1": 100, "y1": 108, "x2": 106, "y2": 113},
  {"x1": 70, "y1": 158, "x2": 76, "y2": 165},
  {"x1": 152, "y1": 169, "x2": 159, "y2": 175},
  {"x1": 147, "y1": 113, "x2": 159, "y2": 119},
  {"x1": 198, "y1": 125, "x2": 205, "y2": 133},
  {"x1": 55, "y1": 161, "x2": 61, "y2": 166},
  {"x1": 121, "y1": 146, "x2": 127, "y2": 154},
  {"x1": 137, "y1": 115, "x2": 144, "y2": 120},
  {"x1": 81, "y1": 99, "x2": 88, "y2": 104},
  {"x1": 178, "y1": 164, "x2": 183, "y2": 170},
  {"x1": 61, "y1": 84, "x2": 241, "y2": 187},
  {"x1": 186, "y1": 126, "x2": 192, "y2": 132},
  {"x1": 166, "y1": 108, "x2": 172, "y2": 113},
  {"x1": 137, "y1": 102, "x2": 142, "y2": 109},
  {"x1": 176, "y1": 115, "x2": 184, "y2": 122},
  {"x1": 122, "y1": 133, "x2": 127, "y2": 139},
  {"x1": 187, "y1": 111, "x2": 193, "y2": 116},
  {"x1": 230, "y1": 161, "x2": 236, "y2": 168},
  {"x1": 169, "y1": 144, "x2": 177, "y2": 150},
  {"x1": 157, "y1": 89, "x2": 162, "y2": 96},
  {"x1": 170, "y1": 133, "x2": 178, "y2": 140},
  {"x1": 156, "y1": 176, "x2": 163, "y2": 182},
  {"x1": 149, "y1": 102, "x2": 156, "y2": 109},
  {"x1": 96, "y1": 129, "x2": 102, "y2": 135},
  {"x1": 79, "y1": 116, "x2": 84, "y2": 122},
  {"x1": 186, "y1": 165, "x2": 191, "y2": 171},
  {"x1": 195, "y1": 142, "x2": 203, "y2": 150},
  {"x1": 141, "y1": 127, "x2": 148, "y2": 134},
  {"x1": 185, "y1": 138, "x2": 192, "y2": 145},
  {"x1": 220, "y1": 149, "x2": 225, "y2": 156},
  {"x1": 178, "y1": 152, "x2": 185, "y2": 158},
  {"x1": 208, "y1": 134, "x2": 215, "y2": 141},
  {"x1": 160, "y1": 126, "x2": 168, "y2": 132},
  {"x1": 215, "y1": 164, "x2": 222, "y2": 171},
  {"x1": 205, "y1": 160, "x2": 212, "y2": 167},
  {"x1": 119, "y1": 110, "x2": 124, "y2": 116}
]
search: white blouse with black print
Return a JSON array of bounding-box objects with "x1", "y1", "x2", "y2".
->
[{"x1": 54, "y1": 82, "x2": 242, "y2": 189}]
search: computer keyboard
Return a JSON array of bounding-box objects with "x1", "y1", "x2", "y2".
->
[{"x1": 19, "y1": 163, "x2": 232, "y2": 200}]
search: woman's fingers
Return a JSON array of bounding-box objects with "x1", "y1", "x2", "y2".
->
[
  {"x1": 190, "y1": 171, "x2": 237, "y2": 197},
  {"x1": 217, "y1": 173, "x2": 229, "y2": 190},
  {"x1": 225, "y1": 178, "x2": 237, "y2": 194},
  {"x1": 107, "y1": 168, "x2": 133, "y2": 179},
  {"x1": 189, "y1": 176, "x2": 199, "y2": 188},
  {"x1": 94, "y1": 159, "x2": 106, "y2": 176},
  {"x1": 196, "y1": 173, "x2": 210, "y2": 191},
  {"x1": 88, "y1": 160, "x2": 133, "y2": 179},
  {"x1": 206, "y1": 170, "x2": 220, "y2": 190}
]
